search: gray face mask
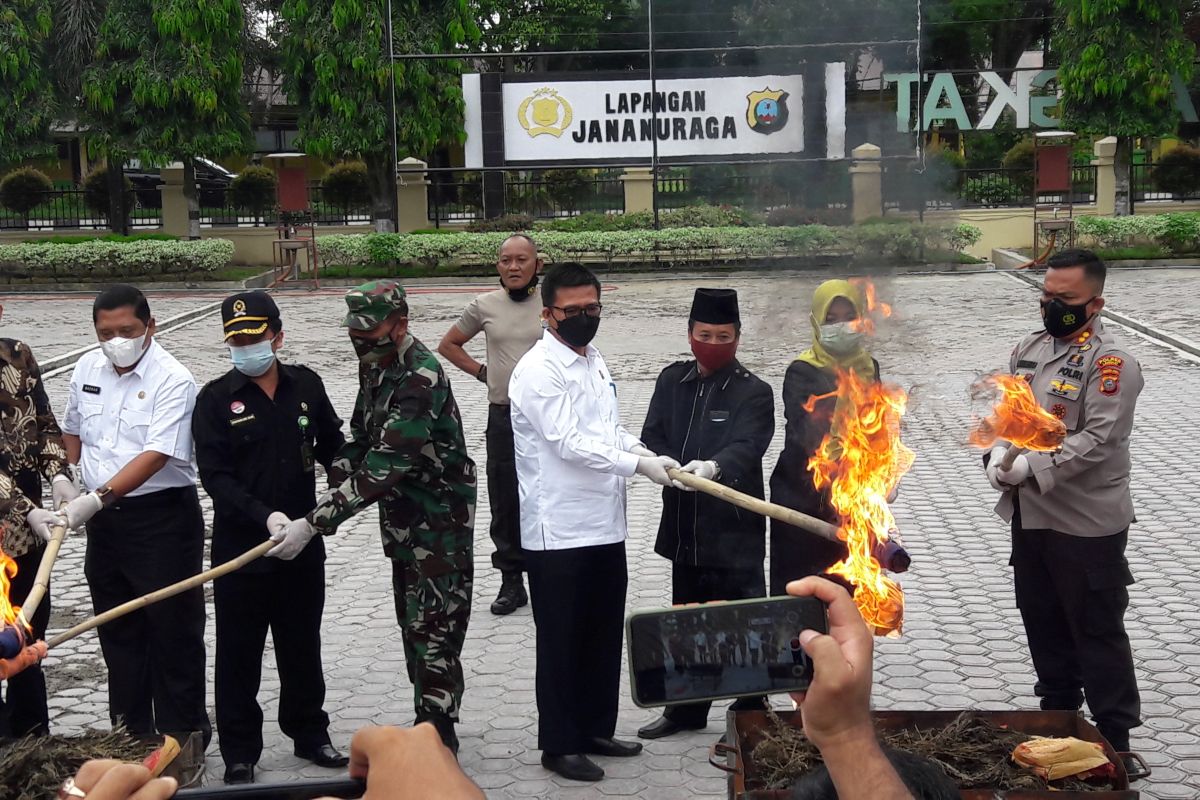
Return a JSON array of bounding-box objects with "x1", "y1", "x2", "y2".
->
[{"x1": 818, "y1": 322, "x2": 864, "y2": 356}]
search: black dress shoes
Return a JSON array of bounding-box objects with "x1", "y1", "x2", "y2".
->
[
  {"x1": 294, "y1": 743, "x2": 350, "y2": 768},
  {"x1": 637, "y1": 716, "x2": 706, "y2": 739},
  {"x1": 223, "y1": 763, "x2": 254, "y2": 784},
  {"x1": 541, "y1": 752, "x2": 604, "y2": 782},
  {"x1": 585, "y1": 736, "x2": 643, "y2": 757}
]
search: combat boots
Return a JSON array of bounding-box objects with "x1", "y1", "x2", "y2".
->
[{"x1": 490, "y1": 572, "x2": 528, "y2": 615}]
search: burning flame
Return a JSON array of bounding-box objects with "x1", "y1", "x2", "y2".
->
[
  {"x1": 848, "y1": 278, "x2": 892, "y2": 335},
  {"x1": 0, "y1": 541, "x2": 23, "y2": 629},
  {"x1": 969, "y1": 373, "x2": 1066, "y2": 452},
  {"x1": 806, "y1": 369, "x2": 914, "y2": 636}
]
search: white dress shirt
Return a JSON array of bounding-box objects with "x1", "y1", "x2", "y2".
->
[
  {"x1": 509, "y1": 329, "x2": 641, "y2": 551},
  {"x1": 63, "y1": 339, "x2": 198, "y2": 496}
]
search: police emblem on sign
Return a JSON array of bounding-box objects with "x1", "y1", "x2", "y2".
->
[
  {"x1": 517, "y1": 88, "x2": 573, "y2": 138},
  {"x1": 746, "y1": 87, "x2": 789, "y2": 135}
]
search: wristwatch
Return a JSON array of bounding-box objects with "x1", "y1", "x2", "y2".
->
[
  {"x1": 476, "y1": 363, "x2": 488, "y2": 383},
  {"x1": 95, "y1": 485, "x2": 116, "y2": 507}
]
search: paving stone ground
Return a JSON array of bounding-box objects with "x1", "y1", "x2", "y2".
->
[{"x1": 8, "y1": 267, "x2": 1200, "y2": 798}]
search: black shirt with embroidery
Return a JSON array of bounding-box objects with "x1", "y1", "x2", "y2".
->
[{"x1": 192, "y1": 363, "x2": 345, "y2": 570}]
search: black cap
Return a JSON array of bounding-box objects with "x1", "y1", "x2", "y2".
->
[
  {"x1": 689, "y1": 288, "x2": 739, "y2": 325},
  {"x1": 221, "y1": 291, "x2": 280, "y2": 341}
]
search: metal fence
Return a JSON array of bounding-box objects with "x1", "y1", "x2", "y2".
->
[
  {"x1": 428, "y1": 171, "x2": 625, "y2": 225},
  {"x1": 883, "y1": 164, "x2": 1098, "y2": 211},
  {"x1": 655, "y1": 163, "x2": 851, "y2": 213},
  {"x1": 1132, "y1": 160, "x2": 1200, "y2": 202},
  {"x1": 196, "y1": 183, "x2": 372, "y2": 227},
  {"x1": 0, "y1": 189, "x2": 160, "y2": 231}
]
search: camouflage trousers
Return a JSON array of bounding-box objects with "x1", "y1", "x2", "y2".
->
[{"x1": 382, "y1": 513, "x2": 473, "y2": 721}]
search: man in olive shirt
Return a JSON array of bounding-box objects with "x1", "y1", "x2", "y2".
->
[{"x1": 438, "y1": 234, "x2": 544, "y2": 615}]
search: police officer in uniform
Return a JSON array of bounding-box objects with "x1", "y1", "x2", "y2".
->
[
  {"x1": 192, "y1": 292, "x2": 348, "y2": 784},
  {"x1": 987, "y1": 249, "x2": 1142, "y2": 763},
  {"x1": 0, "y1": 301, "x2": 77, "y2": 737},
  {"x1": 636, "y1": 288, "x2": 775, "y2": 739},
  {"x1": 267, "y1": 280, "x2": 475, "y2": 754}
]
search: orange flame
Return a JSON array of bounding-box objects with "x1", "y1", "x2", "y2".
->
[
  {"x1": 848, "y1": 278, "x2": 893, "y2": 335},
  {"x1": 0, "y1": 540, "x2": 23, "y2": 629},
  {"x1": 969, "y1": 373, "x2": 1066, "y2": 452},
  {"x1": 806, "y1": 369, "x2": 914, "y2": 636}
]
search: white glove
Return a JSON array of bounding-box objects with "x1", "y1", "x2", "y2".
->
[
  {"x1": 985, "y1": 446, "x2": 1007, "y2": 492},
  {"x1": 51, "y1": 473, "x2": 80, "y2": 507},
  {"x1": 636, "y1": 455, "x2": 681, "y2": 487},
  {"x1": 266, "y1": 511, "x2": 291, "y2": 539},
  {"x1": 26, "y1": 508, "x2": 64, "y2": 543},
  {"x1": 672, "y1": 459, "x2": 718, "y2": 491},
  {"x1": 629, "y1": 444, "x2": 656, "y2": 458},
  {"x1": 995, "y1": 454, "x2": 1031, "y2": 487},
  {"x1": 267, "y1": 518, "x2": 317, "y2": 560},
  {"x1": 62, "y1": 491, "x2": 104, "y2": 530}
]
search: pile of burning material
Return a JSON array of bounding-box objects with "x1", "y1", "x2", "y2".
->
[
  {"x1": 969, "y1": 372, "x2": 1067, "y2": 465},
  {"x1": 0, "y1": 537, "x2": 47, "y2": 679},
  {"x1": 747, "y1": 711, "x2": 1119, "y2": 794},
  {"x1": 0, "y1": 728, "x2": 149, "y2": 800}
]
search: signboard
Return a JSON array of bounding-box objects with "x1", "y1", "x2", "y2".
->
[{"x1": 463, "y1": 67, "x2": 846, "y2": 167}]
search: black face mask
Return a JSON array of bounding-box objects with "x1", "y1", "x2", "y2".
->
[
  {"x1": 1040, "y1": 297, "x2": 1096, "y2": 339},
  {"x1": 554, "y1": 313, "x2": 600, "y2": 348},
  {"x1": 504, "y1": 274, "x2": 539, "y2": 302}
]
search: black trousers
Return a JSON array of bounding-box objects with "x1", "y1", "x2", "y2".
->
[
  {"x1": 0, "y1": 546, "x2": 50, "y2": 737},
  {"x1": 486, "y1": 404, "x2": 523, "y2": 575},
  {"x1": 525, "y1": 542, "x2": 626, "y2": 754},
  {"x1": 213, "y1": 556, "x2": 331, "y2": 765},
  {"x1": 85, "y1": 486, "x2": 211, "y2": 743},
  {"x1": 769, "y1": 518, "x2": 845, "y2": 596},
  {"x1": 664, "y1": 561, "x2": 767, "y2": 727},
  {"x1": 1010, "y1": 508, "x2": 1141, "y2": 751}
]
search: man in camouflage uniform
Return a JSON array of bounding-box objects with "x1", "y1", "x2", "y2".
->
[
  {"x1": 266, "y1": 280, "x2": 475, "y2": 754},
  {"x1": 0, "y1": 302, "x2": 79, "y2": 736}
]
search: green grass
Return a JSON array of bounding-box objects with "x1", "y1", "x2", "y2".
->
[
  {"x1": 1095, "y1": 245, "x2": 1181, "y2": 261},
  {"x1": 206, "y1": 265, "x2": 276, "y2": 282}
]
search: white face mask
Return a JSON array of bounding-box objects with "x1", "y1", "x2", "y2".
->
[
  {"x1": 818, "y1": 322, "x2": 864, "y2": 356},
  {"x1": 100, "y1": 330, "x2": 149, "y2": 368}
]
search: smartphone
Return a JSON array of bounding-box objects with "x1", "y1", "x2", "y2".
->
[{"x1": 627, "y1": 596, "x2": 828, "y2": 708}]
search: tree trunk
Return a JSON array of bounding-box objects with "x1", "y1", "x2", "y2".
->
[
  {"x1": 106, "y1": 161, "x2": 130, "y2": 235},
  {"x1": 1114, "y1": 135, "x2": 1132, "y2": 216},
  {"x1": 365, "y1": 152, "x2": 397, "y2": 233},
  {"x1": 182, "y1": 159, "x2": 201, "y2": 239}
]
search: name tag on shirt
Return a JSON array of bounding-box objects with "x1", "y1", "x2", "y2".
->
[{"x1": 82, "y1": 384, "x2": 101, "y2": 395}]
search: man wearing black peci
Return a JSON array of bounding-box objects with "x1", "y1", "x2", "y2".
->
[
  {"x1": 192, "y1": 292, "x2": 348, "y2": 784},
  {"x1": 637, "y1": 288, "x2": 775, "y2": 740}
]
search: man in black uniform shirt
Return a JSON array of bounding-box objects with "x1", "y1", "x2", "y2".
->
[
  {"x1": 192, "y1": 292, "x2": 349, "y2": 784},
  {"x1": 636, "y1": 288, "x2": 775, "y2": 739}
]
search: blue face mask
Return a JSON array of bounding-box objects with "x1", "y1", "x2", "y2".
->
[{"x1": 229, "y1": 338, "x2": 277, "y2": 377}]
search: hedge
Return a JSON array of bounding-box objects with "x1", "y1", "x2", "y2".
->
[
  {"x1": 0, "y1": 238, "x2": 235, "y2": 282},
  {"x1": 1075, "y1": 212, "x2": 1200, "y2": 255},
  {"x1": 318, "y1": 223, "x2": 983, "y2": 270}
]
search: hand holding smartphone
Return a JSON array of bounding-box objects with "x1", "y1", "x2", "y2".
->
[{"x1": 627, "y1": 596, "x2": 828, "y2": 707}]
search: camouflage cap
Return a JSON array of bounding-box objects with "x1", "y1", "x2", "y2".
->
[{"x1": 342, "y1": 279, "x2": 408, "y2": 330}]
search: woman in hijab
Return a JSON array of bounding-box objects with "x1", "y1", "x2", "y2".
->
[{"x1": 768, "y1": 279, "x2": 878, "y2": 595}]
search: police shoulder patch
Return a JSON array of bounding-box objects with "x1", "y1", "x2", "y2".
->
[
  {"x1": 1096, "y1": 355, "x2": 1124, "y2": 370},
  {"x1": 1050, "y1": 403, "x2": 1067, "y2": 419}
]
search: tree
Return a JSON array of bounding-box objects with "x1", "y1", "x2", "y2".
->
[
  {"x1": 0, "y1": 0, "x2": 56, "y2": 165},
  {"x1": 82, "y1": 0, "x2": 251, "y2": 235},
  {"x1": 280, "y1": 0, "x2": 479, "y2": 233},
  {"x1": 1054, "y1": 0, "x2": 1195, "y2": 215}
]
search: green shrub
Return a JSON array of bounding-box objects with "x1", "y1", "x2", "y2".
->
[
  {"x1": 765, "y1": 206, "x2": 850, "y2": 227},
  {"x1": 0, "y1": 238, "x2": 234, "y2": 279},
  {"x1": 537, "y1": 212, "x2": 653, "y2": 232},
  {"x1": 1152, "y1": 146, "x2": 1200, "y2": 197},
  {"x1": 229, "y1": 166, "x2": 278, "y2": 214},
  {"x1": 83, "y1": 168, "x2": 133, "y2": 217},
  {"x1": 1002, "y1": 139, "x2": 1035, "y2": 193},
  {"x1": 321, "y1": 161, "x2": 370, "y2": 208},
  {"x1": 465, "y1": 213, "x2": 534, "y2": 233},
  {"x1": 543, "y1": 170, "x2": 592, "y2": 211},
  {"x1": 0, "y1": 168, "x2": 54, "y2": 217},
  {"x1": 659, "y1": 204, "x2": 762, "y2": 228},
  {"x1": 1076, "y1": 212, "x2": 1200, "y2": 255},
  {"x1": 22, "y1": 233, "x2": 179, "y2": 245},
  {"x1": 317, "y1": 222, "x2": 981, "y2": 270}
]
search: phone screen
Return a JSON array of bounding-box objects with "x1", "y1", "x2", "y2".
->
[{"x1": 627, "y1": 596, "x2": 827, "y2": 707}]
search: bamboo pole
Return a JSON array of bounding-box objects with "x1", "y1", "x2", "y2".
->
[
  {"x1": 20, "y1": 516, "x2": 67, "y2": 624},
  {"x1": 666, "y1": 468, "x2": 842, "y2": 543},
  {"x1": 998, "y1": 445, "x2": 1027, "y2": 471},
  {"x1": 46, "y1": 540, "x2": 274, "y2": 650}
]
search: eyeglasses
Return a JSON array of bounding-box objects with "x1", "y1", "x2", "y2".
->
[{"x1": 551, "y1": 303, "x2": 603, "y2": 319}]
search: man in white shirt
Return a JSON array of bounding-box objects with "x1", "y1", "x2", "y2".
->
[
  {"x1": 60, "y1": 285, "x2": 210, "y2": 746},
  {"x1": 438, "y1": 234, "x2": 544, "y2": 616},
  {"x1": 509, "y1": 262, "x2": 679, "y2": 783}
]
